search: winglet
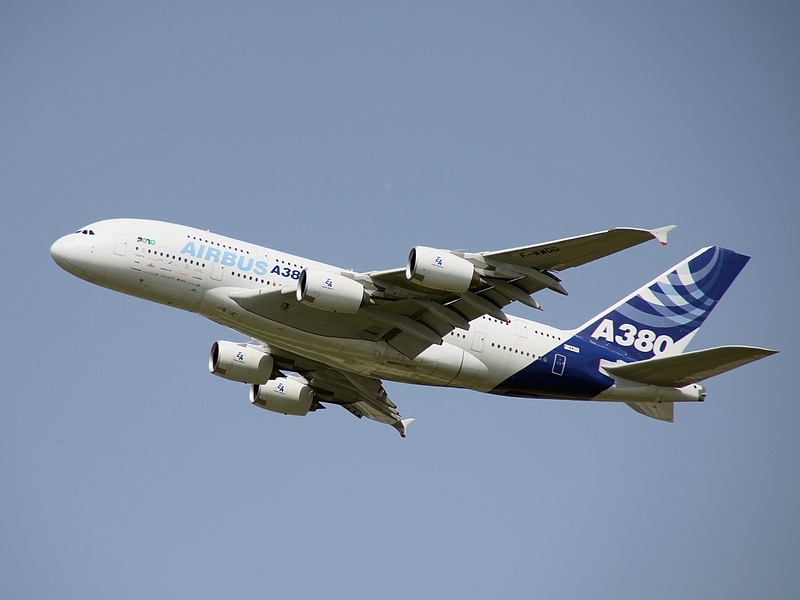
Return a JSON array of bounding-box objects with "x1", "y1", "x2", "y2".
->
[
  {"x1": 393, "y1": 418, "x2": 415, "y2": 438},
  {"x1": 651, "y1": 225, "x2": 676, "y2": 246}
]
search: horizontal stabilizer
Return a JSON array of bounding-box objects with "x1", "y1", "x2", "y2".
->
[
  {"x1": 626, "y1": 401, "x2": 674, "y2": 422},
  {"x1": 605, "y1": 346, "x2": 777, "y2": 387}
]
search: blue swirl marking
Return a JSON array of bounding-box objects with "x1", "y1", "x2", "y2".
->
[
  {"x1": 615, "y1": 247, "x2": 748, "y2": 332},
  {"x1": 578, "y1": 246, "x2": 750, "y2": 361}
]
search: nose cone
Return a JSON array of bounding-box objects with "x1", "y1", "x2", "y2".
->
[
  {"x1": 50, "y1": 235, "x2": 82, "y2": 274},
  {"x1": 50, "y1": 233, "x2": 103, "y2": 280}
]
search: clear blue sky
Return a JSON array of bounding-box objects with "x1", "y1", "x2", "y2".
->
[{"x1": 2, "y1": 2, "x2": 798, "y2": 598}]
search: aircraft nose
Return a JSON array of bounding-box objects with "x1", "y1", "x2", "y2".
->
[
  {"x1": 51, "y1": 235, "x2": 71, "y2": 266},
  {"x1": 50, "y1": 234, "x2": 87, "y2": 276}
]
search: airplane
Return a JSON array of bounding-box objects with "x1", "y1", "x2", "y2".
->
[{"x1": 50, "y1": 219, "x2": 776, "y2": 437}]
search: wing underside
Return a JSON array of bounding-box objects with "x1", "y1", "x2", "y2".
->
[{"x1": 256, "y1": 343, "x2": 413, "y2": 436}]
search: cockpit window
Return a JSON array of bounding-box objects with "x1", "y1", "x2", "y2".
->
[{"x1": 75, "y1": 229, "x2": 95, "y2": 235}]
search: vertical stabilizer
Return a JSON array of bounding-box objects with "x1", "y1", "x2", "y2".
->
[{"x1": 575, "y1": 247, "x2": 750, "y2": 361}]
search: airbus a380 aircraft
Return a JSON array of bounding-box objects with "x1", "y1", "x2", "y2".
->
[{"x1": 51, "y1": 219, "x2": 775, "y2": 436}]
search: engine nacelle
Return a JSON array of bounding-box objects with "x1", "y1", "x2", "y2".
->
[
  {"x1": 406, "y1": 246, "x2": 478, "y2": 292},
  {"x1": 209, "y1": 341, "x2": 274, "y2": 384},
  {"x1": 296, "y1": 268, "x2": 369, "y2": 313},
  {"x1": 250, "y1": 377, "x2": 315, "y2": 416}
]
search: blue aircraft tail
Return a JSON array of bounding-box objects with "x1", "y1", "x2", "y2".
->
[{"x1": 575, "y1": 246, "x2": 750, "y2": 361}]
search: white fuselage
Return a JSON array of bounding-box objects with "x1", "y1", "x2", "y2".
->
[
  {"x1": 51, "y1": 219, "x2": 571, "y2": 392},
  {"x1": 51, "y1": 218, "x2": 705, "y2": 407}
]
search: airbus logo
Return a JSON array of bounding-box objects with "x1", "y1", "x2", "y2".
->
[{"x1": 180, "y1": 241, "x2": 269, "y2": 276}]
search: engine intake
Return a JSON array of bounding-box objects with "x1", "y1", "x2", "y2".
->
[
  {"x1": 209, "y1": 341, "x2": 273, "y2": 384},
  {"x1": 406, "y1": 246, "x2": 478, "y2": 292},
  {"x1": 296, "y1": 268, "x2": 369, "y2": 313},
  {"x1": 250, "y1": 377, "x2": 315, "y2": 416}
]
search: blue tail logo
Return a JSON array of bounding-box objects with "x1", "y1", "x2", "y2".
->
[{"x1": 576, "y1": 247, "x2": 750, "y2": 361}]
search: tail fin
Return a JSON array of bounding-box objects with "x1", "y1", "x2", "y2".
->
[{"x1": 576, "y1": 247, "x2": 750, "y2": 361}]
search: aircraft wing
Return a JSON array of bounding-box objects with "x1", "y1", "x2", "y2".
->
[
  {"x1": 231, "y1": 225, "x2": 674, "y2": 360},
  {"x1": 361, "y1": 225, "x2": 674, "y2": 357},
  {"x1": 259, "y1": 344, "x2": 413, "y2": 437},
  {"x1": 481, "y1": 226, "x2": 675, "y2": 272}
]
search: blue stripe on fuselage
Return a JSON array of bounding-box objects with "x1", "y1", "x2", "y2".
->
[{"x1": 490, "y1": 335, "x2": 620, "y2": 400}]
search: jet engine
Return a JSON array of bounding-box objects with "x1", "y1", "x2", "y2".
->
[
  {"x1": 250, "y1": 377, "x2": 315, "y2": 416},
  {"x1": 209, "y1": 341, "x2": 274, "y2": 384},
  {"x1": 406, "y1": 246, "x2": 478, "y2": 292},
  {"x1": 296, "y1": 268, "x2": 370, "y2": 313}
]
